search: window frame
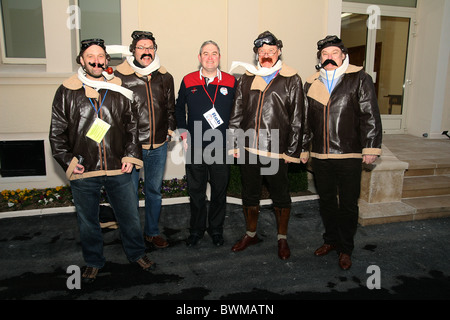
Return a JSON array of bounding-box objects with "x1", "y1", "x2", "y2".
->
[
  {"x1": 0, "y1": 0, "x2": 47, "y2": 64},
  {"x1": 0, "y1": 0, "x2": 123, "y2": 67},
  {"x1": 342, "y1": 1, "x2": 417, "y2": 134}
]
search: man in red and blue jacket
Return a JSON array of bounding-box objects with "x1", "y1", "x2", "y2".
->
[{"x1": 175, "y1": 40, "x2": 236, "y2": 247}]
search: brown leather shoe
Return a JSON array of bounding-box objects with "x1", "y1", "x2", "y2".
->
[
  {"x1": 145, "y1": 235, "x2": 169, "y2": 248},
  {"x1": 82, "y1": 266, "x2": 99, "y2": 284},
  {"x1": 338, "y1": 253, "x2": 352, "y2": 270},
  {"x1": 314, "y1": 243, "x2": 336, "y2": 256},
  {"x1": 231, "y1": 234, "x2": 259, "y2": 252},
  {"x1": 278, "y1": 239, "x2": 290, "y2": 260},
  {"x1": 136, "y1": 255, "x2": 156, "y2": 272}
]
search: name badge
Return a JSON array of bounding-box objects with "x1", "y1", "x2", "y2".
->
[
  {"x1": 203, "y1": 106, "x2": 224, "y2": 129},
  {"x1": 86, "y1": 118, "x2": 111, "y2": 143}
]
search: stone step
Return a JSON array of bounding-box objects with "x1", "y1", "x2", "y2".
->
[
  {"x1": 402, "y1": 195, "x2": 450, "y2": 220},
  {"x1": 402, "y1": 175, "x2": 450, "y2": 198},
  {"x1": 359, "y1": 195, "x2": 450, "y2": 226},
  {"x1": 404, "y1": 160, "x2": 450, "y2": 177},
  {"x1": 358, "y1": 200, "x2": 416, "y2": 226}
]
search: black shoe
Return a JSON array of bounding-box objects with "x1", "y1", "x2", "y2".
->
[
  {"x1": 212, "y1": 234, "x2": 224, "y2": 247},
  {"x1": 186, "y1": 234, "x2": 201, "y2": 247}
]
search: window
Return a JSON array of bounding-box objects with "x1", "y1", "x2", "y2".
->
[
  {"x1": 78, "y1": 0, "x2": 121, "y2": 63},
  {"x1": 0, "y1": 0, "x2": 122, "y2": 66},
  {"x1": 344, "y1": 0, "x2": 417, "y2": 8},
  {"x1": 0, "y1": 0, "x2": 46, "y2": 63}
]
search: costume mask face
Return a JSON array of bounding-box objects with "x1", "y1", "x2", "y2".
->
[
  {"x1": 320, "y1": 46, "x2": 346, "y2": 71},
  {"x1": 257, "y1": 44, "x2": 280, "y2": 68},
  {"x1": 134, "y1": 39, "x2": 156, "y2": 67}
]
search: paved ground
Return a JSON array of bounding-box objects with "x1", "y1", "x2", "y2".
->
[{"x1": 1, "y1": 200, "x2": 449, "y2": 312}]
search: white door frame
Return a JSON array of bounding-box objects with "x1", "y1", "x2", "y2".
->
[{"x1": 342, "y1": 2, "x2": 417, "y2": 134}]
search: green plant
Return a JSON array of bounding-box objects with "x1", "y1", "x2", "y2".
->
[
  {"x1": 287, "y1": 163, "x2": 309, "y2": 192},
  {"x1": 227, "y1": 164, "x2": 242, "y2": 195},
  {"x1": 227, "y1": 163, "x2": 309, "y2": 196}
]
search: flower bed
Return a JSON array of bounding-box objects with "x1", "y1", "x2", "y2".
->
[
  {"x1": 0, "y1": 164, "x2": 310, "y2": 212},
  {"x1": 1, "y1": 186, "x2": 74, "y2": 211},
  {"x1": 0, "y1": 177, "x2": 189, "y2": 212}
]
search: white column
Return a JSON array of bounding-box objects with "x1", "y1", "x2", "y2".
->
[
  {"x1": 327, "y1": 0, "x2": 342, "y2": 36},
  {"x1": 42, "y1": 0, "x2": 77, "y2": 73},
  {"x1": 430, "y1": 0, "x2": 450, "y2": 138}
]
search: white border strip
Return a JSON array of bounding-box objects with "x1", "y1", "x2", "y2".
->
[{"x1": 0, "y1": 195, "x2": 319, "y2": 219}]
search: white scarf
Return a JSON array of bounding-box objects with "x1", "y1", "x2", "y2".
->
[
  {"x1": 319, "y1": 54, "x2": 350, "y2": 81},
  {"x1": 77, "y1": 67, "x2": 134, "y2": 100},
  {"x1": 126, "y1": 53, "x2": 161, "y2": 76},
  {"x1": 229, "y1": 59, "x2": 283, "y2": 77}
]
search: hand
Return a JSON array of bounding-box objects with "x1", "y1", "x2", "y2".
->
[
  {"x1": 300, "y1": 157, "x2": 308, "y2": 164},
  {"x1": 180, "y1": 132, "x2": 188, "y2": 152},
  {"x1": 363, "y1": 155, "x2": 377, "y2": 164},
  {"x1": 121, "y1": 162, "x2": 134, "y2": 173},
  {"x1": 73, "y1": 164, "x2": 85, "y2": 174}
]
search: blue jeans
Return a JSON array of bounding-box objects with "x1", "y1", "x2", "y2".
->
[
  {"x1": 132, "y1": 143, "x2": 167, "y2": 237},
  {"x1": 70, "y1": 174, "x2": 146, "y2": 268}
]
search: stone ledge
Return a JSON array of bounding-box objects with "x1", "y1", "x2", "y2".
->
[
  {"x1": 360, "y1": 144, "x2": 409, "y2": 204},
  {"x1": 371, "y1": 144, "x2": 409, "y2": 171}
]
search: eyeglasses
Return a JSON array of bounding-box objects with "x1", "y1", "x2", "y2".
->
[
  {"x1": 131, "y1": 30, "x2": 155, "y2": 41},
  {"x1": 317, "y1": 35, "x2": 342, "y2": 50},
  {"x1": 135, "y1": 46, "x2": 156, "y2": 51},
  {"x1": 258, "y1": 49, "x2": 278, "y2": 56},
  {"x1": 81, "y1": 39, "x2": 105, "y2": 50},
  {"x1": 254, "y1": 35, "x2": 277, "y2": 48}
]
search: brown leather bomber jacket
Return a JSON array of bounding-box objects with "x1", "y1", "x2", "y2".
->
[
  {"x1": 115, "y1": 61, "x2": 176, "y2": 149},
  {"x1": 303, "y1": 65, "x2": 382, "y2": 159},
  {"x1": 49, "y1": 75, "x2": 143, "y2": 181},
  {"x1": 228, "y1": 63, "x2": 307, "y2": 163}
]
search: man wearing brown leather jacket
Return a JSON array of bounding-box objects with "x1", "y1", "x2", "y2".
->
[
  {"x1": 228, "y1": 31, "x2": 308, "y2": 260},
  {"x1": 303, "y1": 35, "x2": 382, "y2": 270},
  {"x1": 115, "y1": 31, "x2": 176, "y2": 249},
  {"x1": 49, "y1": 39, "x2": 155, "y2": 283}
]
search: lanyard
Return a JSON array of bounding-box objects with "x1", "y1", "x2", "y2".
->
[
  {"x1": 201, "y1": 76, "x2": 219, "y2": 107},
  {"x1": 325, "y1": 70, "x2": 336, "y2": 94},
  {"x1": 88, "y1": 89, "x2": 109, "y2": 116}
]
